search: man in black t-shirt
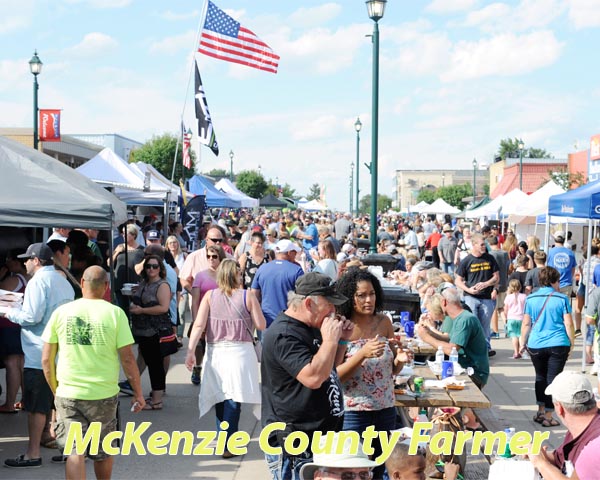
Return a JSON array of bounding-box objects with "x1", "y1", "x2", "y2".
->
[
  {"x1": 261, "y1": 272, "x2": 352, "y2": 480},
  {"x1": 455, "y1": 233, "x2": 499, "y2": 356}
]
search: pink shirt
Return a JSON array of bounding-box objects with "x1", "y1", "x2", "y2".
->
[
  {"x1": 504, "y1": 292, "x2": 526, "y2": 321},
  {"x1": 574, "y1": 435, "x2": 600, "y2": 479}
]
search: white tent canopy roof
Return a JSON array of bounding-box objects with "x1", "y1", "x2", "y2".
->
[
  {"x1": 507, "y1": 181, "x2": 566, "y2": 224},
  {"x1": 421, "y1": 198, "x2": 460, "y2": 215},
  {"x1": 300, "y1": 199, "x2": 328, "y2": 211},
  {"x1": 214, "y1": 178, "x2": 259, "y2": 207},
  {"x1": 497, "y1": 189, "x2": 530, "y2": 216},
  {"x1": 411, "y1": 201, "x2": 430, "y2": 213}
]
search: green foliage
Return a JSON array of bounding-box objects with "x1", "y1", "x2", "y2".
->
[
  {"x1": 307, "y1": 183, "x2": 321, "y2": 201},
  {"x1": 235, "y1": 170, "x2": 268, "y2": 199},
  {"x1": 130, "y1": 133, "x2": 194, "y2": 182},
  {"x1": 359, "y1": 194, "x2": 393, "y2": 214},
  {"x1": 544, "y1": 169, "x2": 586, "y2": 190},
  {"x1": 416, "y1": 184, "x2": 476, "y2": 209},
  {"x1": 497, "y1": 137, "x2": 552, "y2": 160},
  {"x1": 266, "y1": 182, "x2": 297, "y2": 198},
  {"x1": 204, "y1": 168, "x2": 229, "y2": 180}
]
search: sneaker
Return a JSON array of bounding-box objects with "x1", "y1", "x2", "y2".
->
[
  {"x1": 4, "y1": 454, "x2": 42, "y2": 468},
  {"x1": 521, "y1": 352, "x2": 531, "y2": 360},
  {"x1": 490, "y1": 332, "x2": 500, "y2": 339},
  {"x1": 591, "y1": 364, "x2": 599, "y2": 376},
  {"x1": 118, "y1": 380, "x2": 134, "y2": 396},
  {"x1": 191, "y1": 366, "x2": 201, "y2": 385},
  {"x1": 574, "y1": 329, "x2": 582, "y2": 337},
  {"x1": 488, "y1": 350, "x2": 497, "y2": 357}
]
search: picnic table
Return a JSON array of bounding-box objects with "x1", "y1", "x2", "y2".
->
[{"x1": 394, "y1": 366, "x2": 491, "y2": 409}]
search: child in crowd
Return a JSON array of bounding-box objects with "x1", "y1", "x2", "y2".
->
[{"x1": 504, "y1": 279, "x2": 527, "y2": 359}]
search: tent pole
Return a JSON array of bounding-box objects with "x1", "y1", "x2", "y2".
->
[{"x1": 582, "y1": 219, "x2": 593, "y2": 373}]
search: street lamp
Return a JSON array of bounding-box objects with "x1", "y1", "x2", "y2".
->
[
  {"x1": 29, "y1": 50, "x2": 43, "y2": 150},
  {"x1": 350, "y1": 162, "x2": 354, "y2": 213},
  {"x1": 354, "y1": 117, "x2": 362, "y2": 217},
  {"x1": 366, "y1": 0, "x2": 386, "y2": 253},
  {"x1": 229, "y1": 149, "x2": 234, "y2": 181},
  {"x1": 472, "y1": 158, "x2": 478, "y2": 205},
  {"x1": 441, "y1": 173, "x2": 445, "y2": 187},
  {"x1": 518, "y1": 141, "x2": 525, "y2": 191}
]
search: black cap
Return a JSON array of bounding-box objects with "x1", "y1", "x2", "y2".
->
[
  {"x1": 295, "y1": 272, "x2": 348, "y2": 305},
  {"x1": 18, "y1": 243, "x2": 53, "y2": 261}
]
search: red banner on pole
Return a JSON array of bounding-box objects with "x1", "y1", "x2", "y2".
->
[{"x1": 39, "y1": 109, "x2": 61, "y2": 142}]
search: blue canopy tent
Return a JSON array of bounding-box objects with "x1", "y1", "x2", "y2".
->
[
  {"x1": 187, "y1": 175, "x2": 241, "y2": 208},
  {"x1": 548, "y1": 179, "x2": 600, "y2": 373}
]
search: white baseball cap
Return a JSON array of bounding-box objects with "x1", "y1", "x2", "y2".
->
[{"x1": 545, "y1": 371, "x2": 594, "y2": 404}]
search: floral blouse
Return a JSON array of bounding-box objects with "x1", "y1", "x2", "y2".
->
[{"x1": 342, "y1": 338, "x2": 395, "y2": 411}]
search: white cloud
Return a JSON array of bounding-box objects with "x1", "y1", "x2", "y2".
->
[
  {"x1": 462, "y1": 3, "x2": 512, "y2": 29},
  {"x1": 291, "y1": 114, "x2": 339, "y2": 141},
  {"x1": 0, "y1": 15, "x2": 29, "y2": 35},
  {"x1": 149, "y1": 31, "x2": 196, "y2": 54},
  {"x1": 426, "y1": 0, "x2": 479, "y2": 14},
  {"x1": 0, "y1": 58, "x2": 30, "y2": 92},
  {"x1": 65, "y1": 33, "x2": 118, "y2": 58},
  {"x1": 568, "y1": 0, "x2": 600, "y2": 29},
  {"x1": 277, "y1": 24, "x2": 368, "y2": 74},
  {"x1": 442, "y1": 31, "x2": 563, "y2": 81},
  {"x1": 161, "y1": 10, "x2": 200, "y2": 21},
  {"x1": 288, "y1": 3, "x2": 343, "y2": 28},
  {"x1": 385, "y1": 32, "x2": 452, "y2": 76}
]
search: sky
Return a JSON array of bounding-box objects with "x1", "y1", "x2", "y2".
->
[{"x1": 2, "y1": 0, "x2": 600, "y2": 211}]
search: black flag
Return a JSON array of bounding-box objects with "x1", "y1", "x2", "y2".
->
[{"x1": 195, "y1": 61, "x2": 219, "y2": 156}]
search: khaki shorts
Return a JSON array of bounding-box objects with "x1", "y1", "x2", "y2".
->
[
  {"x1": 55, "y1": 395, "x2": 118, "y2": 461},
  {"x1": 560, "y1": 285, "x2": 573, "y2": 297},
  {"x1": 495, "y1": 290, "x2": 507, "y2": 310}
]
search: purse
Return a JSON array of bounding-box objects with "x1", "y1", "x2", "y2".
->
[{"x1": 158, "y1": 327, "x2": 178, "y2": 357}]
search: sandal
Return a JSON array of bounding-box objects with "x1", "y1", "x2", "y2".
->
[
  {"x1": 540, "y1": 417, "x2": 560, "y2": 427},
  {"x1": 142, "y1": 400, "x2": 163, "y2": 410},
  {"x1": 533, "y1": 412, "x2": 545, "y2": 424}
]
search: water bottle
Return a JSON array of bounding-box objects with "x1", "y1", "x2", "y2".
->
[
  {"x1": 499, "y1": 428, "x2": 515, "y2": 458},
  {"x1": 450, "y1": 346, "x2": 459, "y2": 365},
  {"x1": 414, "y1": 408, "x2": 430, "y2": 436},
  {"x1": 435, "y1": 346, "x2": 444, "y2": 367}
]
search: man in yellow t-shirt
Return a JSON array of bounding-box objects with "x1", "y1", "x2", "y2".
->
[{"x1": 42, "y1": 266, "x2": 145, "y2": 479}]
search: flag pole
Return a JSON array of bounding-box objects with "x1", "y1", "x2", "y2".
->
[{"x1": 169, "y1": 0, "x2": 210, "y2": 185}]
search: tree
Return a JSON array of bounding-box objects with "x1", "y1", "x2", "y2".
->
[
  {"x1": 204, "y1": 168, "x2": 228, "y2": 180},
  {"x1": 307, "y1": 183, "x2": 321, "y2": 201},
  {"x1": 416, "y1": 183, "x2": 475, "y2": 209},
  {"x1": 265, "y1": 182, "x2": 297, "y2": 198},
  {"x1": 544, "y1": 169, "x2": 586, "y2": 190},
  {"x1": 130, "y1": 133, "x2": 195, "y2": 181},
  {"x1": 235, "y1": 170, "x2": 268, "y2": 199},
  {"x1": 497, "y1": 137, "x2": 552, "y2": 160},
  {"x1": 359, "y1": 194, "x2": 393, "y2": 214}
]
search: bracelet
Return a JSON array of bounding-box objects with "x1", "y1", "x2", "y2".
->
[{"x1": 338, "y1": 340, "x2": 349, "y2": 346}]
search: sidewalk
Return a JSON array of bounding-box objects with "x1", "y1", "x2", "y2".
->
[{"x1": 0, "y1": 334, "x2": 595, "y2": 479}]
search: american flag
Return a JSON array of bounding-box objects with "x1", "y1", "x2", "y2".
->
[
  {"x1": 182, "y1": 122, "x2": 192, "y2": 169},
  {"x1": 199, "y1": 1, "x2": 280, "y2": 74}
]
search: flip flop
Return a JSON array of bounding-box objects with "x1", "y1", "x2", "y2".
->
[
  {"x1": 533, "y1": 412, "x2": 545, "y2": 424},
  {"x1": 541, "y1": 417, "x2": 560, "y2": 427}
]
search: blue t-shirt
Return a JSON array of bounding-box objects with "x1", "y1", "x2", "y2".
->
[
  {"x1": 251, "y1": 260, "x2": 304, "y2": 327},
  {"x1": 524, "y1": 287, "x2": 572, "y2": 349},
  {"x1": 302, "y1": 223, "x2": 319, "y2": 252},
  {"x1": 593, "y1": 263, "x2": 600, "y2": 287},
  {"x1": 547, "y1": 246, "x2": 577, "y2": 288}
]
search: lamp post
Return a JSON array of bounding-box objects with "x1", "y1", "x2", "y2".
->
[
  {"x1": 229, "y1": 149, "x2": 234, "y2": 181},
  {"x1": 366, "y1": 0, "x2": 386, "y2": 254},
  {"x1": 354, "y1": 117, "x2": 362, "y2": 217},
  {"x1": 518, "y1": 141, "x2": 525, "y2": 191},
  {"x1": 472, "y1": 158, "x2": 478, "y2": 206},
  {"x1": 442, "y1": 173, "x2": 445, "y2": 187},
  {"x1": 350, "y1": 162, "x2": 354, "y2": 213},
  {"x1": 29, "y1": 50, "x2": 43, "y2": 151}
]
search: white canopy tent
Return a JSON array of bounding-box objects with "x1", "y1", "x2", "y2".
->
[
  {"x1": 300, "y1": 199, "x2": 328, "y2": 211},
  {"x1": 465, "y1": 194, "x2": 504, "y2": 219},
  {"x1": 506, "y1": 181, "x2": 565, "y2": 224},
  {"x1": 76, "y1": 149, "x2": 171, "y2": 205},
  {"x1": 130, "y1": 161, "x2": 188, "y2": 199},
  {"x1": 410, "y1": 201, "x2": 430, "y2": 213},
  {"x1": 214, "y1": 178, "x2": 259, "y2": 207},
  {"x1": 421, "y1": 198, "x2": 460, "y2": 215},
  {"x1": 497, "y1": 189, "x2": 530, "y2": 216}
]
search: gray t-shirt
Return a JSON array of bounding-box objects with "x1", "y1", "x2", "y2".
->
[
  {"x1": 438, "y1": 236, "x2": 458, "y2": 263},
  {"x1": 489, "y1": 249, "x2": 510, "y2": 292}
]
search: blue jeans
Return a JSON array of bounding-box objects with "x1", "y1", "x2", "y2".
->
[
  {"x1": 343, "y1": 407, "x2": 396, "y2": 480},
  {"x1": 464, "y1": 296, "x2": 495, "y2": 350},
  {"x1": 527, "y1": 345, "x2": 570, "y2": 411},
  {"x1": 215, "y1": 399, "x2": 241, "y2": 440},
  {"x1": 265, "y1": 450, "x2": 312, "y2": 480},
  {"x1": 442, "y1": 262, "x2": 455, "y2": 275}
]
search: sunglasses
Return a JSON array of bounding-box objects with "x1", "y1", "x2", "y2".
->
[
  {"x1": 145, "y1": 263, "x2": 160, "y2": 270},
  {"x1": 207, "y1": 255, "x2": 220, "y2": 260},
  {"x1": 209, "y1": 238, "x2": 223, "y2": 243}
]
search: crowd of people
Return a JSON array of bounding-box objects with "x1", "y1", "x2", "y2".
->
[{"x1": 0, "y1": 209, "x2": 599, "y2": 479}]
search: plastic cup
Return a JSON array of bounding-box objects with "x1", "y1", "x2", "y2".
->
[
  {"x1": 404, "y1": 320, "x2": 415, "y2": 338},
  {"x1": 441, "y1": 361, "x2": 454, "y2": 379},
  {"x1": 400, "y1": 311, "x2": 410, "y2": 328}
]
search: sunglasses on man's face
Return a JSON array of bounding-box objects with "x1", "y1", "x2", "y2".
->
[
  {"x1": 145, "y1": 263, "x2": 160, "y2": 270},
  {"x1": 207, "y1": 255, "x2": 220, "y2": 260},
  {"x1": 209, "y1": 238, "x2": 223, "y2": 243}
]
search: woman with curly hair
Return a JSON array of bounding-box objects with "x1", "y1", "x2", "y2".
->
[{"x1": 335, "y1": 268, "x2": 411, "y2": 479}]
